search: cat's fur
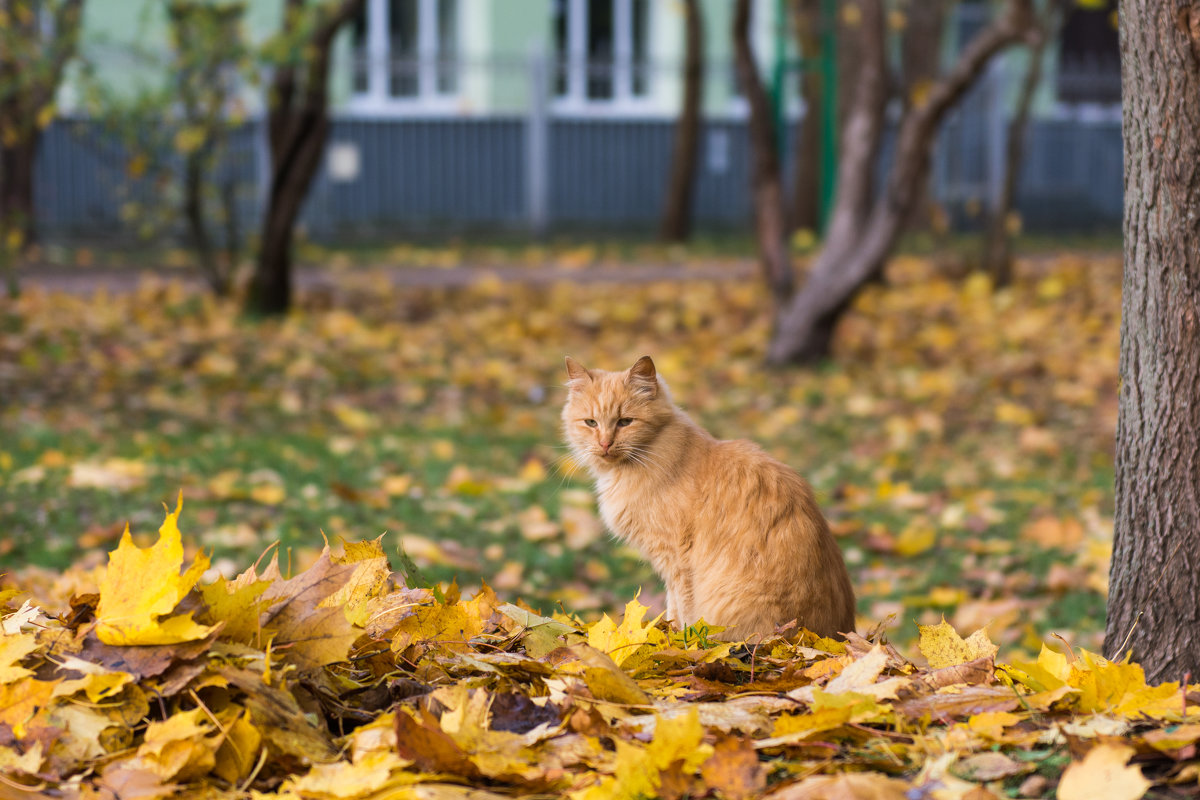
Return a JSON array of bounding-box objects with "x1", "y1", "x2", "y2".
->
[{"x1": 562, "y1": 355, "x2": 856, "y2": 640}]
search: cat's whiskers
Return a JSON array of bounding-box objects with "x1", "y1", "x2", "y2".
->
[{"x1": 620, "y1": 445, "x2": 672, "y2": 482}]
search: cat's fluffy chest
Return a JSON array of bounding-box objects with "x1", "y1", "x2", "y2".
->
[{"x1": 593, "y1": 466, "x2": 694, "y2": 577}]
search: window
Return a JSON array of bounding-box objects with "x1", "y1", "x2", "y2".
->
[
  {"x1": 553, "y1": 0, "x2": 652, "y2": 109},
  {"x1": 350, "y1": 0, "x2": 459, "y2": 110},
  {"x1": 1056, "y1": 0, "x2": 1119, "y2": 105}
]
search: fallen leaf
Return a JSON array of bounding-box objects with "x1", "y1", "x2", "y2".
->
[
  {"x1": 1057, "y1": 743, "x2": 1150, "y2": 800},
  {"x1": 918, "y1": 619, "x2": 998, "y2": 669},
  {"x1": 94, "y1": 496, "x2": 217, "y2": 646}
]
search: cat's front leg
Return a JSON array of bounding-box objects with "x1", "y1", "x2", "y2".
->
[{"x1": 665, "y1": 590, "x2": 679, "y2": 630}]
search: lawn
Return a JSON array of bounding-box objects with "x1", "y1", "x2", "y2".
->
[{"x1": 0, "y1": 249, "x2": 1119, "y2": 656}]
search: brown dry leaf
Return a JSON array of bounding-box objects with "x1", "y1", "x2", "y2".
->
[
  {"x1": 767, "y1": 771, "x2": 910, "y2": 799},
  {"x1": 394, "y1": 706, "x2": 481, "y2": 779},
  {"x1": 1057, "y1": 743, "x2": 1150, "y2": 800},
  {"x1": 1020, "y1": 515, "x2": 1085, "y2": 549},
  {"x1": 953, "y1": 751, "x2": 1032, "y2": 782},
  {"x1": 217, "y1": 665, "x2": 339, "y2": 765},
  {"x1": 572, "y1": 643, "x2": 652, "y2": 706},
  {"x1": 699, "y1": 735, "x2": 765, "y2": 800},
  {"x1": 258, "y1": 545, "x2": 362, "y2": 669}
]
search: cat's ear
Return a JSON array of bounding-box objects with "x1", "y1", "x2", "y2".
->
[
  {"x1": 627, "y1": 356, "x2": 657, "y2": 397},
  {"x1": 564, "y1": 356, "x2": 592, "y2": 384}
]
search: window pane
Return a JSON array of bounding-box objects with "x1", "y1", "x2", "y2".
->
[
  {"x1": 631, "y1": 0, "x2": 648, "y2": 96},
  {"x1": 436, "y1": 0, "x2": 458, "y2": 93},
  {"x1": 351, "y1": 7, "x2": 368, "y2": 94},
  {"x1": 389, "y1": 0, "x2": 418, "y2": 97},
  {"x1": 586, "y1": 0, "x2": 613, "y2": 100},
  {"x1": 552, "y1": 0, "x2": 568, "y2": 96}
]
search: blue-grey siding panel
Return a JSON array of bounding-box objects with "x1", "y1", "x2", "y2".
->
[
  {"x1": 301, "y1": 117, "x2": 528, "y2": 238},
  {"x1": 32, "y1": 113, "x2": 1122, "y2": 242}
]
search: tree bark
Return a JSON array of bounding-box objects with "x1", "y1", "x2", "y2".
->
[
  {"x1": 899, "y1": 0, "x2": 947, "y2": 233},
  {"x1": 732, "y1": 0, "x2": 793, "y2": 301},
  {"x1": 789, "y1": 0, "x2": 822, "y2": 233},
  {"x1": 0, "y1": 0, "x2": 84, "y2": 252},
  {"x1": 766, "y1": 0, "x2": 1034, "y2": 365},
  {"x1": 0, "y1": 135, "x2": 37, "y2": 247},
  {"x1": 248, "y1": 0, "x2": 363, "y2": 316},
  {"x1": 982, "y1": 0, "x2": 1064, "y2": 287},
  {"x1": 1105, "y1": 0, "x2": 1200, "y2": 685},
  {"x1": 660, "y1": 0, "x2": 704, "y2": 242}
]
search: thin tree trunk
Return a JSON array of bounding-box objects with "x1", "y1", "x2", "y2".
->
[
  {"x1": 982, "y1": 1, "x2": 1063, "y2": 286},
  {"x1": 183, "y1": 147, "x2": 228, "y2": 295},
  {"x1": 900, "y1": 0, "x2": 947, "y2": 233},
  {"x1": 1105, "y1": 0, "x2": 1200, "y2": 685},
  {"x1": 733, "y1": 0, "x2": 792, "y2": 300},
  {"x1": 0, "y1": 135, "x2": 38, "y2": 249},
  {"x1": 660, "y1": 0, "x2": 704, "y2": 242},
  {"x1": 0, "y1": 0, "x2": 83, "y2": 254},
  {"x1": 766, "y1": 0, "x2": 1034, "y2": 365},
  {"x1": 247, "y1": 0, "x2": 363, "y2": 316},
  {"x1": 789, "y1": 0, "x2": 822, "y2": 233}
]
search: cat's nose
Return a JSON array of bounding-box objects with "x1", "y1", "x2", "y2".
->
[{"x1": 600, "y1": 440, "x2": 612, "y2": 453}]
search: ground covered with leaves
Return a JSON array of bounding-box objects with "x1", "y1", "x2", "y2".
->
[
  {"x1": 1, "y1": 247, "x2": 1167, "y2": 795},
  {"x1": 1, "y1": 499, "x2": 1196, "y2": 799},
  {"x1": 2, "y1": 252, "x2": 1116, "y2": 651}
]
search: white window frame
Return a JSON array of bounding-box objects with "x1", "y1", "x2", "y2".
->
[
  {"x1": 552, "y1": 0, "x2": 654, "y2": 116},
  {"x1": 346, "y1": 0, "x2": 462, "y2": 115}
]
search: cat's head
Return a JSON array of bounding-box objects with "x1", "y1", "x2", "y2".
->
[{"x1": 561, "y1": 355, "x2": 674, "y2": 471}]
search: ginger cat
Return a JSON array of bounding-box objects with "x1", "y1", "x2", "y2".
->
[{"x1": 562, "y1": 355, "x2": 855, "y2": 640}]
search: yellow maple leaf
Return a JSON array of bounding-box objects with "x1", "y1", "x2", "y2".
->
[
  {"x1": 198, "y1": 573, "x2": 273, "y2": 644},
  {"x1": 966, "y1": 710, "x2": 1023, "y2": 740},
  {"x1": 134, "y1": 708, "x2": 218, "y2": 782},
  {"x1": 573, "y1": 708, "x2": 711, "y2": 800},
  {"x1": 94, "y1": 495, "x2": 217, "y2": 646},
  {"x1": 1057, "y1": 743, "x2": 1150, "y2": 800},
  {"x1": 0, "y1": 677, "x2": 58, "y2": 739},
  {"x1": 323, "y1": 537, "x2": 393, "y2": 627},
  {"x1": 1071, "y1": 650, "x2": 1182, "y2": 719},
  {"x1": 390, "y1": 585, "x2": 496, "y2": 654},
  {"x1": 0, "y1": 632, "x2": 37, "y2": 682},
  {"x1": 213, "y1": 710, "x2": 262, "y2": 784},
  {"x1": 918, "y1": 618, "x2": 998, "y2": 669},
  {"x1": 586, "y1": 596, "x2": 666, "y2": 670}
]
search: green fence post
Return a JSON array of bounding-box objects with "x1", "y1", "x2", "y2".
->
[
  {"x1": 818, "y1": 0, "x2": 837, "y2": 231},
  {"x1": 770, "y1": 0, "x2": 787, "y2": 153}
]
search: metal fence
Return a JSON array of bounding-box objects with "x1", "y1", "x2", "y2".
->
[{"x1": 31, "y1": 55, "x2": 1123, "y2": 246}]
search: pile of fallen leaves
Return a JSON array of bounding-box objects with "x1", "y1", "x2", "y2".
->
[{"x1": 1, "y1": 500, "x2": 1195, "y2": 799}]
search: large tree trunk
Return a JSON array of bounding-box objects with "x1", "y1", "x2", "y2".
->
[
  {"x1": 766, "y1": 0, "x2": 1034, "y2": 365},
  {"x1": 1105, "y1": 0, "x2": 1200, "y2": 685},
  {"x1": 733, "y1": 0, "x2": 792, "y2": 301},
  {"x1": 660, "y1": 0, "x2": 704, "y2": 242},
  {"x1": 247, "y1": 0, "x2": 363, "y2": 316},
  {"x1": 789, "y1": 0, "x2": 822, "y2": 233}
]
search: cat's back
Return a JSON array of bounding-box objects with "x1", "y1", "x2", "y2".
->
[{"x1": 693, "y1": 437, "x2": 820, "y2": 510}]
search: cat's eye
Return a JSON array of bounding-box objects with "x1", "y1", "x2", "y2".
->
[
  {"x1": 584, "y1": 419, "x2": 598, "y2": 428},
  {"x1": 617, "y1": 418, "x2": 633, "y2": 427}
]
